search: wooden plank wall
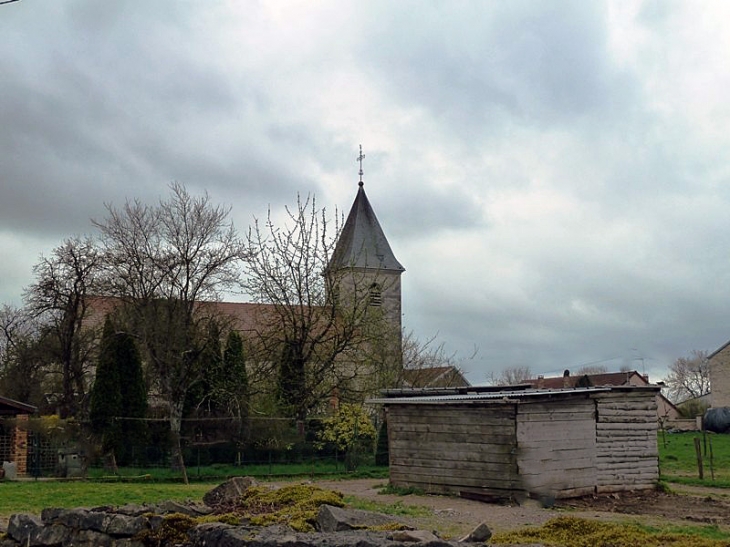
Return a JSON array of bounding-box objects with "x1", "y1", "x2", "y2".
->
[
  {"x1": 515, "y1": 398, "x2": 597, "y2": 498},
  {"x1": 387, "y1": 404, "x2": 519, "y2": 497},
  {"x1": 594, "y1": 391, "x2": 659, "y2": 492}
]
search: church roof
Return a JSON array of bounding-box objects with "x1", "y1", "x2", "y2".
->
[{"x1": 328, "y1": 183, "x2": 404, "y2": 272}]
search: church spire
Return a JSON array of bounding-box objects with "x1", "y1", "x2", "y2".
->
[{"x1": 328, "y1": 150, "x2": 404, "y2": 273}]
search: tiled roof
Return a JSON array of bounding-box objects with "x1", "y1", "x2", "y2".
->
[
  {"x1": 524, "y1": 371, "x2": 648, "y2": 389},
  {"x1": 402, "y1": 366, "x2": 470, "y2": 388},
  {"x1": 86, "y1": 297, "x2": 282, "y2": 334}
]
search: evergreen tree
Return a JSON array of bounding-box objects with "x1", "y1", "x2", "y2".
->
[
  {"x1": 89, "y1": 318, "x2": 122, "y2": 457},
  {"x1": 222, "y1": 330, "x2": 248, "y2": 417},
  {"x1": 223, "y1": 330, "x2": 248, "y2": 462},
  {"x1": 184, "y1": 322, "x2": 223, "y2": 417},
  {"x1": 114, "y1": 330, "x2": 147, "y2": 464},
  {"x1": 89, "y1": 317, "x2": 148, "y2": 466},
  {"x1": 277, "y1": 340, "x2": 306, "y2": 420},
  {"x1": 375, "y1": 418, "x2": 389, "y2": 466},
  {"x1": 575, "y1": 374, "x2": 593, "y2": 388}
]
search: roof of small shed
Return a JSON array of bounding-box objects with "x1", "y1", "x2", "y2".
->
[
  {"x1": 369, "y1": 385, "x2": 659, "y2": 405},
  {"x1": 0, "y1": 395, "x2": 37, "y2": 415}
]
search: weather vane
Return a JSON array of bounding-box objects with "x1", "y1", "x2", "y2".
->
[{"x1": 357, "y1": 145, "x2": 365, "y2": 187}]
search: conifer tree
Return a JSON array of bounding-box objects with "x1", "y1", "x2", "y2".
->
[
  {"x1": 375, "y1": 418, "x2": 389, "y2": 466},
  {"x1": 222, "y1": 330, "x2": 248, "y2": 418},
  {"x1": 114, "y1": 329, "x2": 147, "y2": 464},
  {"x1": 89, "y1": 317, "x2": 148, "y2": 466},
  {"x1": 222, "y1": 330, "x2": 248, "y2": 462},
  {"x1": 89, "y1": 317, "x2": 122, "y2": 458}
]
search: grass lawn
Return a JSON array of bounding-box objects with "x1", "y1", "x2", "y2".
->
[
  {"x1": 0, "y1": 464, "x2": 387, "y2": 517},
  {"x1": 86, "y1": 462, "x2": 388, "y2": 482},
  {"x1": 658, "y1": 431, "x2": 730, "y2": 487},
  {"x1": 0, "y1": 481, "x2": 213, "y2": 516}
]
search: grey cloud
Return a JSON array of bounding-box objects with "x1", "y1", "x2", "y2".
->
[{"x1": 360, "y1": 2, "x2": 639, "y2": 137}]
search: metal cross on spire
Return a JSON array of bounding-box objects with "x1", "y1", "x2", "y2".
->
[{"x1": 357, "y1": 144, "x2": 365, "y2": 187}]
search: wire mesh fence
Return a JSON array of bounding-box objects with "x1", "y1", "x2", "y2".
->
[{"x1": 2, "y1": 415, "x2": 382, "y2": 480}]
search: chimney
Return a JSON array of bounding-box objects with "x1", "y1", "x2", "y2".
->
[
  {"x1": 563, "y1": 369, "x2": 570, "y2": 388},
  {"x1": 537, "y1": 375, "x2": 545, "y2": 389}
]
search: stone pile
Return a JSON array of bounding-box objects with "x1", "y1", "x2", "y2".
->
[{"x1": 0, "y1": 478, "x2": 492, "y2": 547}]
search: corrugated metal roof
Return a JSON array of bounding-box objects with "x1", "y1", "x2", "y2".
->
[{"x1": 368, "y1": 387, "x2": 611, "y2": 404}]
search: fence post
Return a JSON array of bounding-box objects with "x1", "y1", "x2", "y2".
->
[
  {"x1": 709, "y1": 434, "x2": 715, "y2": 481},
  {"x1": 693, "y1": 437, "x2": 704, "y2": 480}
]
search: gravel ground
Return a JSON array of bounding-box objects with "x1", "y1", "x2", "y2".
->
[{"x1": 307, "y1": 479, "x2": 730, "y2": 538}]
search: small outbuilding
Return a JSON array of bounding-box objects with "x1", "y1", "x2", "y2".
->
[
  {"x1": 0, "y1": 395, "x2": 37, "y2": 478},
  {"x1": 372, "y1": 385, "x2": 660, "y2": 501}
]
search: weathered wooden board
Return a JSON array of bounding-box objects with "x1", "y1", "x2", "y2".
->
[
  {"x1": 389, "y1": 444, "x2": 516, "y2": 460},
  {"x1": 516, "y1": 400, "x2": 594, "y2": 414},
  {"x1": 389, "y1": 433, "x2": 515, "y2": 447},
  {"x1": 597, "y1": 401, "x2": 656, "y2": 410},
  {"x1": 391, "y1": 457, "x2": 515, "y2": 474},
  {"x1": 389, "y1": 406, "x2": 515, "y2": 422},
  {"x1": 517, "y1": 423, "x2": 595, "y2": 443},
  {"x1": 389, "y1": 422, "x2": 515, "y2": 436},
  {"x1": 597, "y1": 413, "x2": 657, "y2": 423},
  {"x1": 389, "y1": 467, "x2": 518, "y2": 489},
  {"x1": 517, "y1": 411, "x2": 595, "y2": 422},
  {"x1": 519, "y1": 451, "x2": 596, "y2": 474},
  {"x1": 596, "y1": 422, "x2": 657, "y2": 431}
]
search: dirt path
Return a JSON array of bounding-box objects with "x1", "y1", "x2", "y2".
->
[{"x1": 310, "y1": 479, "x2": 730, "y2": 537}]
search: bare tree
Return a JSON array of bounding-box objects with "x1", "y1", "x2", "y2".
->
[
  {"x1": 23, "y1": 237, "x2": 100, "y2": 417},
  {"x1": 241, "y1": 195, "x2": 391, "y2": 420},
  {"x1": 576, "y1": 365, "x2": 608, "y2": 376},
  {"x1": 487, "y1": 365, "x2": 533, "y2": 386},
  {"x1": 663, "y1": 350, "x2": 711, "y2": 403},
  {"x1": 94, "y1": 183, "x2": 242, "y2": 482},
  {"x1": 0, "y1": 305, "x2": 47, "y2": 407}
]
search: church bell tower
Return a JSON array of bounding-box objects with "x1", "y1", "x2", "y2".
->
[{"x1": 327, "y1": 147, "x2": 405, "y2": 350}]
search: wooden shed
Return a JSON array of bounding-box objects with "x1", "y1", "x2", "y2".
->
[{"x1": 372, "y1": 385, "x2": 660, "y2": 500}]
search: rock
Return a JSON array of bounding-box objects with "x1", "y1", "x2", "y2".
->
[
  {"x1": 7, "y1": 513, "x2": 43, "y2": 543},
  {"x1": 459, "y1": 522, "x2": 492, "y2": 543},
  {"x1": 154, "y1": 499, "x2": 212, "y2": 516},
  {"x1": 390, "y1": 529, "x2": 442, "y2": 543},
  {"x1": 203, "y1": 476, "x2": 258, "y2": 507},
  {"x1": 41, "y1": 507, "x2": 149, "y2": 537},
  {"x1": 104, "y1": 504, "x2": 148, "y2": 517},
  {"x1": 317, "y1": 504, "x2": 407, "y2": 532}
]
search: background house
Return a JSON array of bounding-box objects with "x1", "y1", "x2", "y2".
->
[
  {"x1": 523, "y1": 370, "x2": 679, "y2": 422},
  {"x1": 402, "y1": 366, "x2": 470, "y2": 389},
  {"x1": 708, "y1": 341, "x2": 730, "y2": 408}
]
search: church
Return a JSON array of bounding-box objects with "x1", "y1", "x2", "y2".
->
[{"x1": 206, "y1": 167, "x2": 407, "y2": 415}]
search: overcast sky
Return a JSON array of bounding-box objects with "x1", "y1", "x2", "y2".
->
[{"x1": 2, "y1": 1, "x2": 729, "y2": 384}]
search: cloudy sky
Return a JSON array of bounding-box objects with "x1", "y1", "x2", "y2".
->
[{"x1": 2, "y1": 1, "x2": 729, "y2": 384}]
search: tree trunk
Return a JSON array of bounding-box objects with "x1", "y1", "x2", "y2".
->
[{"x1": 169, "y1": 401, "x2": 189, "y2": 485}]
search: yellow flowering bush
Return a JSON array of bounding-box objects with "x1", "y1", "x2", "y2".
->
[{"x1": 316, "y1": 403, "x2": 377, "y2": 451}]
